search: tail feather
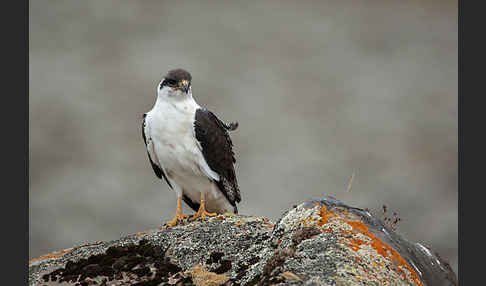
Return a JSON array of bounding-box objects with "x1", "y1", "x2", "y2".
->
[{"x1": 224, "y1": 121, "x2": 239, "y2": 131}]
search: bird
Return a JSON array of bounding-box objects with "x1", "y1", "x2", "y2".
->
[{"x1": 142, "y1": 68, "x2": 241, "y2": 227}]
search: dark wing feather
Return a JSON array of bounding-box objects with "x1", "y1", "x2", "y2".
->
[
  {"x1": 194, "y1": 108, "x2": 241, "y2": 210},
  {"x1": 142, "y1": 114, "x2": 173, "y2": 189}
]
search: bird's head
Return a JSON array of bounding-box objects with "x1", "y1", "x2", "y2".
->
[{"x1": 157, "y1": 68, "x2": 192, "y2": 100}]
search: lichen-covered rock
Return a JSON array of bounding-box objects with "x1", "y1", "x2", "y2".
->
[{"x1": 29, "y1": 196, "x2": 457, "y2": 286}]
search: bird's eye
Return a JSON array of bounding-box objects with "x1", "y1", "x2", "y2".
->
[
  {"x1": 161, "y1": 79, "x2": 177, "y2": 89},
  {"x1": 166, "y1": 79, "x2": 177, "y2": 86}
]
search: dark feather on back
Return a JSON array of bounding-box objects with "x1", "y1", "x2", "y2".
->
[{"x1": 194, "y1": 108, "x2": 241, "y2": 208}]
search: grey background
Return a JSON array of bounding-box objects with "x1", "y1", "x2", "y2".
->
[{"x1": 29, "y1": 0, "x2": 457, "y2": 274}]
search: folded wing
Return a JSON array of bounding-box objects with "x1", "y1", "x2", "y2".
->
[{"x1": 193, "y1": 108, "x2": 241, "y2": 208}]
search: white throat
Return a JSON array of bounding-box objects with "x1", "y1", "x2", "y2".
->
[{"x1": 153, "y1": 86, "x2": 200, "y2": 115}]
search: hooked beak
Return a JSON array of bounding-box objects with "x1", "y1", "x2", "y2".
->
[{"x1": 173, "y1": 80, "x2": 190, "y2": 93}]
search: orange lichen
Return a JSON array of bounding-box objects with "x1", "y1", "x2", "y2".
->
[
  {"x1": 343, "y1": 220, "x2": 423, "y2": 286},
  {"x1": 234, "y1": 221, "x2": 243, "y2": 227},
  {"x1": 317, "y1": 205, "x2": 337, "y2": 226},
  {"x1": 312, "y1": 202, "x2": 424, "y2": 286},
  {"x1": 347, "y1": 237, "x2": 366, "y2": 251},
  {"x1": 29, "y1": 248, "x2": 73, "y2": 264}
]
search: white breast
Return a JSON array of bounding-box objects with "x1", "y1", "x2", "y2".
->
[{"x1": 146, "y1": 99, "x2": 201, "y2": 175}]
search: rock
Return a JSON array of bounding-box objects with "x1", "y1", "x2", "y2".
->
[
  {"x1": 191, "y1": 264, "x2": 229, "y2": 286},
  {"x1": 281, "y1": 272, "x2": 301, "y2": 281},
  {"x1": 29, "y1": 196, "x2": 457, "y2": 286}
]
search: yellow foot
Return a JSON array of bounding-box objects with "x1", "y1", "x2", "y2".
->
[
  {"x1": 166, "y1": 213, "x2": 190, "y2": 227},
  {"x1": 191, "y1": 208, "x2": 217, "y2": 221}
]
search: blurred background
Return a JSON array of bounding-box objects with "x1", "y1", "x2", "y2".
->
[{"x1": 29, "y1": 0, "x2": 457, "y2": 274}]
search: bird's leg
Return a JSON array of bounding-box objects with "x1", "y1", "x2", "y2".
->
[
  {"x1": 191, "y1": 192, "x2": 217, "y2": 221},
  {"x1": 167, "y1": 196, "x2": 189, "y2": 227}
]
